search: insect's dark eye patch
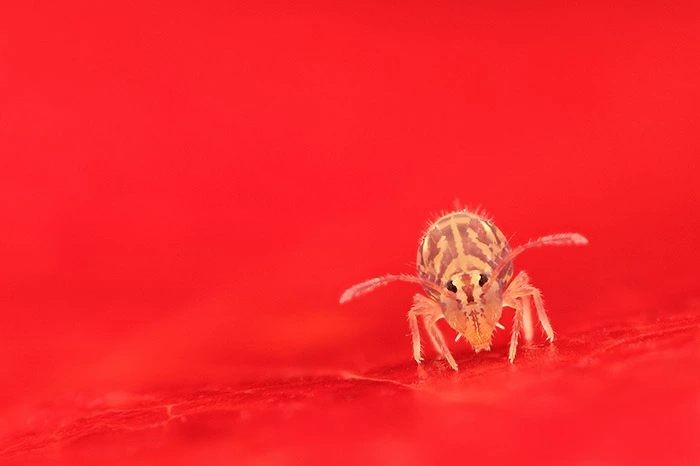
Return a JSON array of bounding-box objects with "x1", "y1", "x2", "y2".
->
[
  {"x1": 446, "y1": 280, "x2": 457, "y2": 293},
  {"x1": 478, "y1": 273, "x2": 489, "y2": 287}
]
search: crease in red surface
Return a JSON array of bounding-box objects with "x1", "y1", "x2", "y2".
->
[{"x1": 3, "y1": 312, "x2": 698, "y2": 465}]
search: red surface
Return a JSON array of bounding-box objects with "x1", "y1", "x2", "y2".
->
[{"x1": 1, "y1": 2, "x2": 699, "y2": 464}]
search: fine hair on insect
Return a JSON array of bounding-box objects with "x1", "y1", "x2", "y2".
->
[{"x1": 340, "y1": 209, "x2": 588, "y2": 370}]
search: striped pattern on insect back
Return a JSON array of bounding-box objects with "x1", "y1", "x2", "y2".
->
[{"x1": 417, "y1": 211, "x2": 513, "y2": 296}]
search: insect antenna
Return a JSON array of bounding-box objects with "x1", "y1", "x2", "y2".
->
[
  {"x1": 483, "y1": 233, "x2": 588, "y2": 293},
  {"x1": 340, "y1": 274, "x2": 450, "y2": 304}
]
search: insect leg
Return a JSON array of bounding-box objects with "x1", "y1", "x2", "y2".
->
[
  {"x1": 407, "y1": 311, "x2": 423, "y2": 363},
  {"x1": 421, "y1": 315, "x2": 443, "y2": 358},
  {"x1": 529, "y1": 286, "x2": 554, "y2": 341},
  {"x1": 424, "y1": 316, "x2": 458, "y2": 370},
  {"x1": 521, "y1": 296, "x2": 534, "y2": 342},
  {"x1": 408, "y1": 294, "x2": 441, "y2": 364},
  {"x1": 503, "y1": 295, "x2": 524, "y2": 363},
  {"x1": 504, "y1": 270, "x2": 555, "y2": 342}
]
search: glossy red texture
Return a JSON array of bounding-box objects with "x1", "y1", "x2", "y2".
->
[{"x1": 1, "y1": 2, "x2": 699, "y2": 465}]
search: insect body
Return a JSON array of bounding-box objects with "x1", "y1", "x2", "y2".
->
[{"x1": 340, "y1": 210, "x2": 587, "y2": 370}]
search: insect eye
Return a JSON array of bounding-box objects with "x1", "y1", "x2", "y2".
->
[
  {"x1": 446, "y1": 280, "x2": 457, "y2": 293},
  {"x1": 478, "y1": 273, "x2": 489, "y2": 287}
]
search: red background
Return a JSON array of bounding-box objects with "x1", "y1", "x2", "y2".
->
[{"x1": 1, "y1": 2, "x2": 699, "y2": 464}]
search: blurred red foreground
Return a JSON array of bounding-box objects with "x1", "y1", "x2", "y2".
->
[{"x1": 1, "y1": 2, "x2": 699, "y2": 465}]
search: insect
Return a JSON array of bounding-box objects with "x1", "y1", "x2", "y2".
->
[{"x1": 340, "y1": 209, "x2": 587, "y2": 370}]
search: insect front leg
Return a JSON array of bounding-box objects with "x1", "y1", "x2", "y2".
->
[
  {"x1": 408, "y1": 294, "x2": 457, "y2": 368},
  {"x1": 407, "y1": 298, "x2": 425, "y2": 364},
  {"x1": 423, "y1": 315, "x2": 458, "y2": 370},
  {"x1": 503, "y1": 270, "x2": 555, "y2": 343},
  {"x1": 521, "y1": 294, "x2": 534, "y2": 342},
  {"x1": 503, "y1": 295, "x2": 524, "y2": 363}
]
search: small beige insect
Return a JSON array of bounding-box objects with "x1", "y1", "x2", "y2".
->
[{"x1": 340, "y1": 210, "x2": 587, "y2": 370}]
